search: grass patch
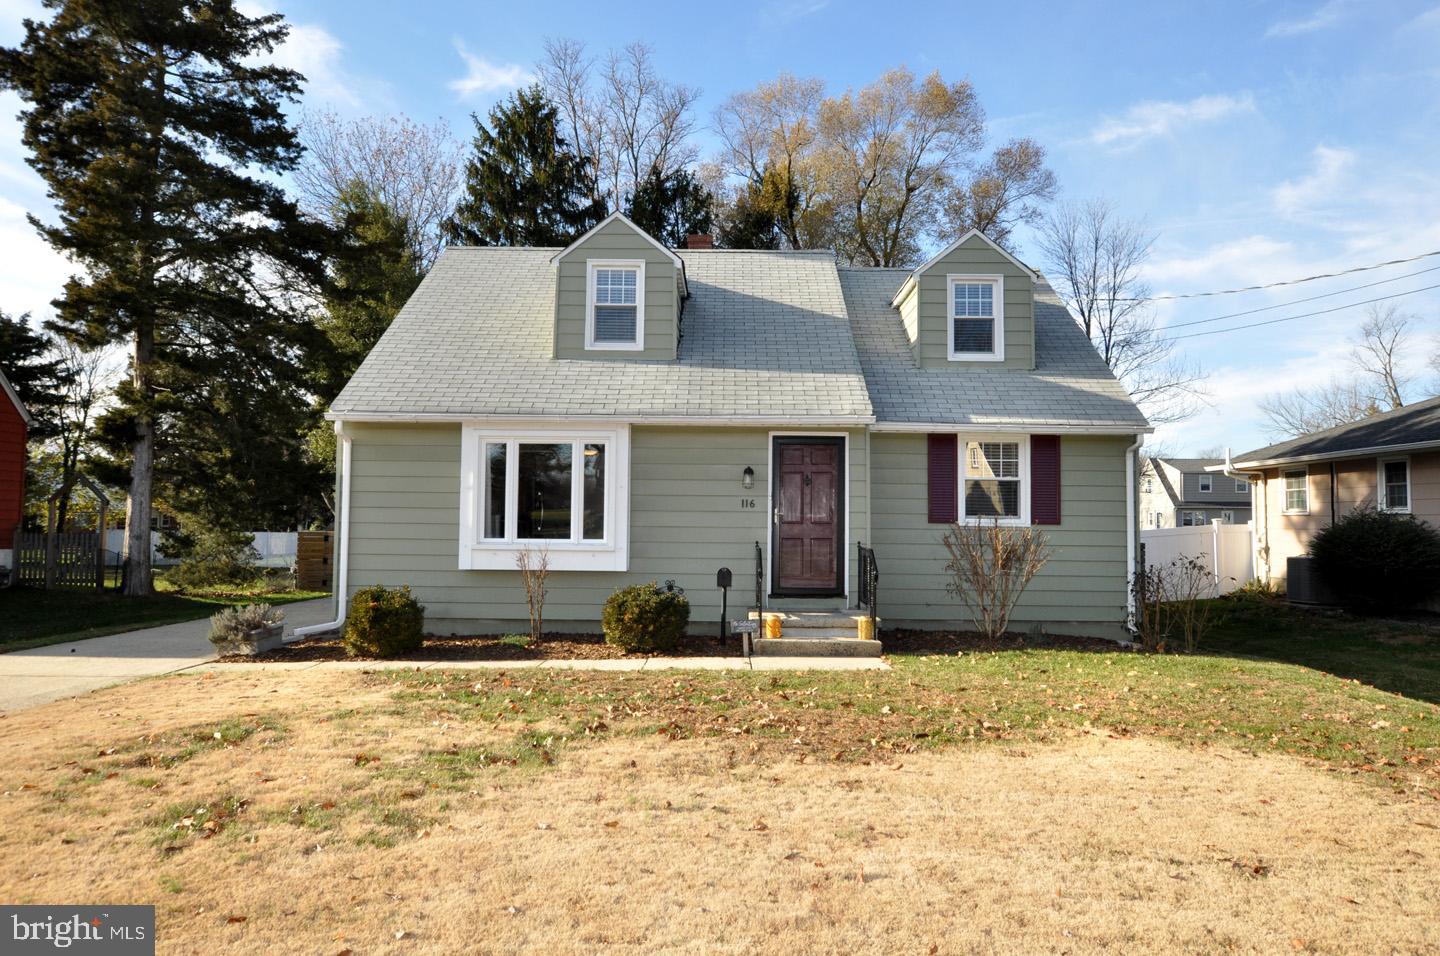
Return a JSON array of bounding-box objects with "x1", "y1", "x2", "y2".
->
[
  {"x1": 151, "y1": 794, "x2": 249, "y2": 848},
  {"x1": 0, "y1": 586, "x2": 328, "y2": 652},
  {"x1": 116, "y1": 715, "x2": 287, "y2": 770}
]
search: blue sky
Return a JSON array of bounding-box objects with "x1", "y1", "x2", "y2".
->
[{"x1": 2, "y1": 0, "x2": 1439, "y2": 454}]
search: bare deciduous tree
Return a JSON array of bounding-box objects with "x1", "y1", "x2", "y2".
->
[
  {"x1": 943, "y1": 137, "x2": 1057, "y2": 250},
  {"x1": 517, "y1": 546, "x2": 550, "y2": 643},
  {"x1": 1351, "y1": 303, "x2": 1415, "y2": 410},
  {"x1": 49, "y1": 342, "x2": 117, "y2": 529},
  {"x1": 941, "y1": 520, "x2": 1052, "y2": 640},
  {"x1": 817, "y1": 67, "x2": 985, "y2": 267},
  {"x1": 1258, "y1": 377, "x2": 1381, "y2": 438},
  {"x1": 1038, "y1": 199, "x2": 1206, "y2": 424},
  {"x1": 295, "y1": 110, "x2": 462, "y2": 268},
  {"x1": 538, "y1": 39, "x2": 701, "y2": 209}
]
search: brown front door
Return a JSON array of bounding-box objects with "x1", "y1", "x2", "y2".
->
[{"x1": 773, "y1": 436, "x2": 844, "y2": 595}]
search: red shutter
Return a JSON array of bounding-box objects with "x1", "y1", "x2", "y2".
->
[
  {"x1": 927, "y1": 434, "x2": 958, "y2": 523},
  {"x1": 1031, "y1": 435, "x2": 1062, "y2": 525}
]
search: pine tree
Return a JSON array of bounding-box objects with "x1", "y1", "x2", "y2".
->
[
  {"x1": 0, "y1": 310, "x2": 69, "y2": 440},
  {"x1": 626, "y1": 167, "x2": 714, "y2": 247},
  {"x1": 716, "y1": 166, "x2": 795, "y2": 251},
  {"x1": 445, "y1": 85, "x2": 607, "y2": 247},
  {"x1": 0, "y1": 0, "x2": 331, "y2": 593}
]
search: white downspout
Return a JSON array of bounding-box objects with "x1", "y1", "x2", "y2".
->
[
  {"x1": 1220, "y1": 447, "x2": 1265, "y2": 585},
  {"x1": 1125, "y1": 433, "x2": 1144, "y2": 632},
  {"x1": 294, "y1": 423, "x2": 352, "y2": 638}
]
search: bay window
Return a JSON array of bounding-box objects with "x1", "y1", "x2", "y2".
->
[{"x1": 461, "y1": 426, "x2": 630, "y2": 570}]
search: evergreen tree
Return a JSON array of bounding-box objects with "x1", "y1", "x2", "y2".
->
[
  {"x1": 716, "y1": 166, "x2": 794, "y2": 251},
  {"x1": 626, "y1": 167, "x2": 714, "y2": 247},
  {"x1": 445, "y1": 85, "x2": 607, "y2": 247},
  {"x1": 0, "y1": 310, "x2": 69, "y2": 439},
  {"x1": 0, "y1": 0, "x2": 332, "y2": 593}
]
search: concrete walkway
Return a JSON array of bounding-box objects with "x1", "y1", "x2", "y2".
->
[
  {"x1": 0, "y1": 598, "x2": 335, "y2": 713},
  {"x1": 192, "y1": 655, "x2": 891, "y2": 674}
]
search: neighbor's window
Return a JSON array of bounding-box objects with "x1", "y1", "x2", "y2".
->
[
  {"x1": 1235, "y1": 477, "x2": 1249, "y2": 493},
  {"x1": 480, "y1": 437, "x2": 610, "y2": 543},
  {"x1": 1283, "y1": 470, "x2": 1309, "y2": 513},
  {"x1": 587, "y1": 262, "x2": 643, "y2": 349},
  {"x1": 1181, "y1": 511, "x2": 1207, "y2": 527},
  {"x1": 948, "y1": 276, "x2": 1003, "y2": 360},
  {"x1": 1380, "y1": 459, "x2": 1410, "y2": 513},
  {"x1": 961, "y1": 438, "x2": 1024, "y2": 520},
  {"x1": 1198, "y1": 474, "x2": 1212, "y2": 493},
  {"x1": 1221, "y1": 510, "x2": 1235, "y2": 524}
]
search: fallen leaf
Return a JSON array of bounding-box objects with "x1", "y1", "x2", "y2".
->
[
  {"x1": 603, "y1": 820, "x2": 619, "y2": 829},
  {"x1": 226, "y1": 915, "x2": 247, "y2": 924}
]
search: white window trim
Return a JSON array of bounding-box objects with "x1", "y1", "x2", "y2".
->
[
  {"x1": 1198, "y1": 474, "x2": 1212, "y2": 492},
  {"x1": 458, "y1": 424, "x2": 630, "y2": 571},
  {"x1": 1235, "y1": 477, "x2": 1249, "y2": 493},
  {"x1": 1282, "y1": 468, "x2": 1310, "y2": 515},
  {"x1": 956, "y1": 433, "x2": 1030, "y2": 525},
  {"x1": 1221, "y1": 510, "x2": 1235, "y2": 524},
  {"x1": 946, "y1": 274, "x2": 1005, "y2": 362},
  {"x1": 585, "y1": 259, "x2": 646, "y2": 351},
  {"x1": 1377, "y1": 456, "x2": 1412, "y2": 514}
]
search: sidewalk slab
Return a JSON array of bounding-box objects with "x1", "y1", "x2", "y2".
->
[
  {"x1": 749, "y1": 656, "x2": 890, "y2": 671},
  {"x1": 540, "y1": 659, "x2": 647, "y2": 671},
  {"x1": 642, "y1": 657, "x2": 750, "y2": 670}
]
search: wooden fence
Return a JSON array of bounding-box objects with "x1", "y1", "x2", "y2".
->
[
  {"x1": 296, "y1": 530, "x2": 333, "y2": 591},
  {"x1": 14, "y1": 531, "x2": 105, "y2": 589}
]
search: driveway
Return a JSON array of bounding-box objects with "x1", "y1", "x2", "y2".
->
[{"x1": 0, "y1": 598, "x2": 334, "y2": 713}]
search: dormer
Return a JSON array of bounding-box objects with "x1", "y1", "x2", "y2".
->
[
  {"x1": 549, "y1": 212, "x2": 687, "y2": 361},
  {"x1": 889, "y1": 229, "x2": 1037, "y2": 370}
]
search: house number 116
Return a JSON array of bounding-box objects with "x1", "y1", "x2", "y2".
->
[{"x1": 740, "y1": 498, "x2": 757, "y2": 509}]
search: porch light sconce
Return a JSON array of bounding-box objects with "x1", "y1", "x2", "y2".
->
[{"x1": 741, "y1": 466, "x2": 755, "y2": 490}]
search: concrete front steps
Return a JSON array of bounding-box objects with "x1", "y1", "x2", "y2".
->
[{"x1": 747, "y1": 610, "x2": 883, "y2": 657}]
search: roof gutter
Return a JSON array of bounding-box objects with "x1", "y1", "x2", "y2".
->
[
  {"x1": 328, "y1": 411, "x2": 878, "y2": 427},
  {"x1": 871, "y1": 421, "x2": 1154, "y2": 436},
  {"x1": 1208, "y1": 437, "x2": 1440, "y2": 471}
]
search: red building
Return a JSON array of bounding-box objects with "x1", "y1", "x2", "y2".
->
[{"x1": 0, "y1": 368, "x2": 31, "y2": 554}]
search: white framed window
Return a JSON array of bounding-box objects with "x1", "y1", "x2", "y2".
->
[
  {"x1": 585, "y1": 260, "x2": 645, "y2": 350},
  {"x1": 1283, "y1": 469, "x2": 1309, "y2": 514},
  {"x1": 1235, "y1": 477, "x2": 1249, "y2": 493},
  {"x1": 1198, "y1": 474, "x2": 1212, "y2": 493},
  {"x1": 1143, "y1": 477, "x2": 1153, "y2": 493},
  {"x1": 459, "y1": 425, "x2": 630, "y2": 570},
  {"x1": 958, "y1": 435, "x2": 1029, "y2": 524},
  {"x1": 1378, "y1": 457, "x2": 1411, "y2": 513},
  {"x1": 946, "y1": 274, "x2": 1004, "y2": 361},
  {"x1": 1180, "y1": 511, "x2": 1207, "y2": 527},
  {"x1": 1221, "y1": 510, "x2": 1235, "y2": 524}
]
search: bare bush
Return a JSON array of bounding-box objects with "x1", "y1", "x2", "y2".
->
[
  {"x1": 941, "y1": 521, "x2": 1052, "y2": 639},
  {"x1": 517, "y1": 547, "x2": 550, "y2": 642},
  {"x1": 1131, "y1": 555, "x2": 1217, "y2": 652}
]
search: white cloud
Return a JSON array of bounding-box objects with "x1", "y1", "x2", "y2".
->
[
  {"x1": 0, "y1": 194, "x2": 76, "y2": 324},
  {"x1": 1272, "y1": 146, "x2": 1357, "y2": 216},
  {"x1": 1265, "y1": 0, "x2": 1351, "y2": 38},
  {"x1": 761, "y1": 0, "x2": 831, "y2": 26},
  {"x1": 236, "y1": 2, "x2": 389, "y2": 113},
  {"x1": 1089, "y1": 93, "x2": 1256, "y2": 150},
  {"x1": 448, "y1": 41, "x2": 534, "y2": 100}
]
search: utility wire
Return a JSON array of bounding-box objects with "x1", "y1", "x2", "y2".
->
[
  {"x1": 1167, "y1": 282, "x2": 1440, "y2": 341},
  {"x1": 1120, "y1": 248, "x2": 1440, "y2": 301},
  {"x1": 1161, "y1": 263, "x2": 1440, "y2": 330}
]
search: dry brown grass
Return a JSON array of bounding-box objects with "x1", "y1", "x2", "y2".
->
[{"x1": 1, "y1": 669, "x2": 1439, "y2": 954}]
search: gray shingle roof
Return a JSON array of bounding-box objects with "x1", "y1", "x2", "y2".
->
[
  {"x1": 331, "y1": 246, "x2": 1148, "y2": 431},
  {"x1": 331, "y1": 247, "x2": 874, "y2": 422},
  {"x1": 837, "y1": 268, "x2": 1150, "y2": 430},
  {"x1": 1231, "y1": 394, "x2": 1440, "y2": 466}
]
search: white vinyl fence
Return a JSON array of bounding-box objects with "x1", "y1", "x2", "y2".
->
[
  {"x1": 1140, "y1": 521, "x2": 1254, "y2": 596},
  {"x1": 102, "y1": 530, "x2": 298, "y2": 568}
]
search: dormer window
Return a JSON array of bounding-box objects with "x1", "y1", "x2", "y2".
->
[
  {"x1": 586, "y1": 260, "x2": 645, "y2": 350},
  {"x1": 947, "y1": 274, "x2": 1004, "y2": 361}
]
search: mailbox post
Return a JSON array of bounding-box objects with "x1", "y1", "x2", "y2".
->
[{"x1": 716, "y1": 567, "x2": 732, "y2": 642}]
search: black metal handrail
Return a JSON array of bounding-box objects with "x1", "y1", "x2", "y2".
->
[
  {"x1": 858, "y1": 542, "x2": 878, "y2": 624},
  {"x1": 753, "y1": 540, "x2": 764, "y2": 611}
]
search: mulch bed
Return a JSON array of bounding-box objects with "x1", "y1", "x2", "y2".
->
[{"x1": 220, "y1": 627, "x2": 1118, "y2": 664}]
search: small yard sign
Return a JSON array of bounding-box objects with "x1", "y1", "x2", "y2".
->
[{"x1": 730, "y1": 620, "x2": 759, "y2": 634}]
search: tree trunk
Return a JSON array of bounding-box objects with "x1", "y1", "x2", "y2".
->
[{"x1": 123, "y1": 325, "x2": 155, "y2": 596}]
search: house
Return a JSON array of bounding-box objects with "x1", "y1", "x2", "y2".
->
[
  {"x1": 0, "y1": 367, "x2": 31, "y2": 576},
  {"x1": 1213, "y1": 395, "x2": 1440, "y2": 589},
  {"x1": 317, "y1": 214, "x2": 1150, "y2": 642},
  {"x1": 1140, "y1": 457, "x2": 1252, "y2": 528}
]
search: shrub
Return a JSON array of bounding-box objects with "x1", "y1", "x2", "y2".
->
[
  {"x1": 602, "y1": 582, "x2": 691, "y2": 653},
  {"x1": 1131, "y1": 555, "x2": 1218, "y2": 653},
  {"x1": 163, "y1": 526, "x2": 260, "y2": 591},
  {"x1": 344, "y1": 585, "x2": 425, "y2": 658},
  {"x1": 940, "y1": 521, "x2": 1052, "y2": 639},
  {"x1": 1309, "y1": 508, "x2": 1440, "y2": 613}
]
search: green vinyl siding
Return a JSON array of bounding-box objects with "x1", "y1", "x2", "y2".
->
[
  {"x1": 905, "y1": 233, "x2": 1035, "y2": 369},
  {"x1": 553, "y1": 217, "x2": 680, "y2": 360},
  {"x1": 870, "y1": 432, "x2": 1129, "y2": 634},
  {"x1": 342, "y1": 423, "x2": 868, "y2": 631}
]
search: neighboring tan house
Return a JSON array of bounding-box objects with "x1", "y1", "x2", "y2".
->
[
  {"x1": 1140, "y1": 457, "x2": 1252, "y2": 528},
  {"x1": 318, "y1": 214, "x2": 1150, "y2": 642},
  {"x1": 1213, "y1": 395, "x2": 1440, "y2": 589},
  {"x1": 0, "y1": 367, "x2": 31, "y2": 575}
]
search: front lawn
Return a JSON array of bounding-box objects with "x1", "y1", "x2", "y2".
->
[{"x1": 0, "y1": 585, "x2": 329, "y2": 652}]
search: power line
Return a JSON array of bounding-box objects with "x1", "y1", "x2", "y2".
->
[
  {"x1": 1121, "y1": 248, "x2": 1440, "y2": 301},
  {"x1": 1167, "y1": 282, "x2": 1440, "y2": 341},
  {"x1": 1161, "y1": 263, "x2": 1440, "y2": 331}
]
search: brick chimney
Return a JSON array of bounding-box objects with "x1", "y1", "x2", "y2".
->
[{"x1": 684, "y1": 233, "x2": 714, "y2": 250}]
